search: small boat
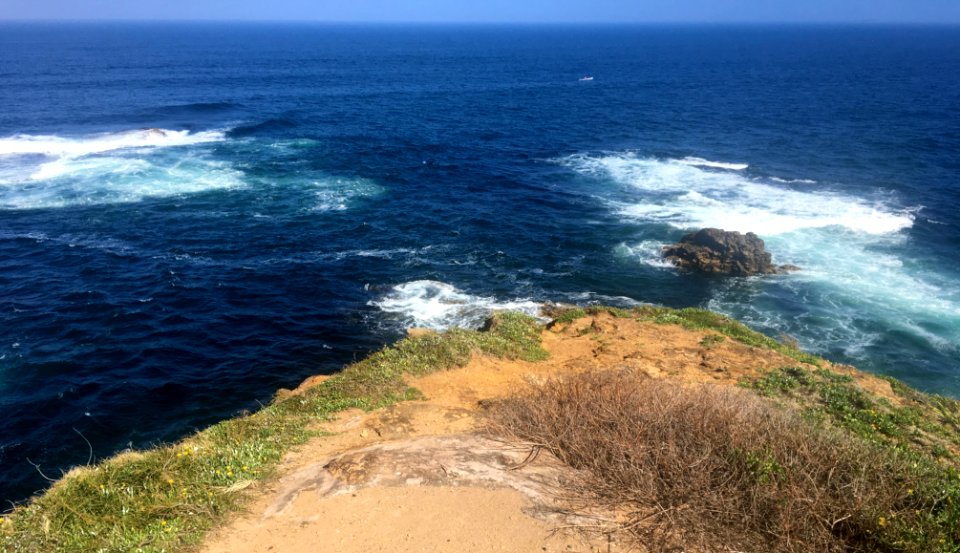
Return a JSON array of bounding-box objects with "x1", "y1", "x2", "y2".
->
[{"x1": 579, "y1": 75, "x2": 594, "y2": 81}]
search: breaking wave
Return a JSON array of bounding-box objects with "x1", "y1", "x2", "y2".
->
[
  {"x1": 0, "y1": 128, "x2": 225, "y2": 158},
  {"x1": 369, "y1": 280, "x2": 543, "y2": 331}
]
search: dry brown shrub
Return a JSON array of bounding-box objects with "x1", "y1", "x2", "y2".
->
[{"x1": 487, "y1": 370, "x2": 912, "y2": 553}]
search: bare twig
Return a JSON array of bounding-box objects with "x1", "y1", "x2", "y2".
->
[
  {"x1": 73, "y1": 428, "x2": 94, "y2": 466},
  {"x1": 26, "y1": 458, "x2": 56, "y2": 483},
  {"x1": 507, "y1": 445, "x2": 542, "y2": 471}
]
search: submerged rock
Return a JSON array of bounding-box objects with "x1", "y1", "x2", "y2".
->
[{"x1": 662, "y1": 228, "x2": 796, "y2": 276}]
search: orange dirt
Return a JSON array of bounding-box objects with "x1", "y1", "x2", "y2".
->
[{"x1": 201, "y1": 313, "x2": 894, "y2": 553}]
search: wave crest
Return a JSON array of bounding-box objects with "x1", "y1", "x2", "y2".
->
[
  {"x1": 677, "y1": 156, "x2": 748, "y2": 171},
  {"x1": 0, "y1": 128, "x2": 225, "y2": 158}
]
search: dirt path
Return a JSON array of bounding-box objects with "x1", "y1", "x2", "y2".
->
[{"x1": 201, "y1": 314, "x2": 891, "y2": 553}]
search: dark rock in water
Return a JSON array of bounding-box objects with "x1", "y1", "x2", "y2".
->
[{"x1": 662, "y1": 228, "x2": 797, "y2": 276}]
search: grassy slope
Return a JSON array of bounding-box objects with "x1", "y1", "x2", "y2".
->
[
  {"x1": 3, "y1": 305, "x2": 958, "y2": 552},
  {"x1": 0, "y1": 312, "x2": 546, "y2": 553}
]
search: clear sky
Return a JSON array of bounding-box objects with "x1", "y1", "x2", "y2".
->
[{"x1": 1, "y1": 0, "x2": 958, "y2": 24}]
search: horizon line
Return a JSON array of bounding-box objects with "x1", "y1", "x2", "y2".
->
[{"x1": 1, "y1": 18, "x2": 959, "y2": 26}]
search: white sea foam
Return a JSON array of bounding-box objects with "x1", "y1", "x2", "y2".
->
[
  {"x1": 0, "y1": 128, "x2": 225, "y2": 158},
  {"x1": 0, "y1": 153, "x2": 242, "y2": 210},
  {"x1": 707, "y1": 246, "x2": 960, "y2": 361},
  {"x1": 677, "y1": 157, "x2": 748, "y2": 171},
  {"x1": 564, "y1": 153, "x2": 913, "y2": 236},
  {"x1": 765, "y1": 230, "x2": 960, "y2": 322},
  {"x1": 369, "y1": 280, "x2": 544, "y2": 331},
  {"x1": 29, "y1": 156, "x2": 152, "y2": 181},
  {"x1": 614, "y1": 241, "x2": 674, "y2": 268},
  {"x1": 563, "y1": 152, "x2": 959, "y2": 356},
  {"x1": 0, "y1": 128, "x2": 238, "y2": 209}
]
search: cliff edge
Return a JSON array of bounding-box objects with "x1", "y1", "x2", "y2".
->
[{"x1": 4, "y1": 308, "x2": 959, "y2": 553}]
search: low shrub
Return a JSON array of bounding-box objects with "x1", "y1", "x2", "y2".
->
[{"x1": 488, "y1": 370, "x2": 959, "y2": 552}]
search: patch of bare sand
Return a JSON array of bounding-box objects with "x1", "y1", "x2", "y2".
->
[
  {"x1": 208, "y1": 486, "x2": 595, "y2": 553},
  {"x1": 201, "y1": 313, "x2": 894, "y2": 553}
]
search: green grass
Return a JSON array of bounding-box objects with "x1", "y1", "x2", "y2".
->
[
  {"x1": 548, "y1": 305, "x2": 823, "y2": 365},
  {"x1": 543, "y1": 305, "x2": 635, "y2": 326},
  {"x1": 635, "y1": 306, "x2": 823, "y2": 365},
  {"x1": 0, "y1": 312, "x2": 547, "y2": 553},
  {"x1": 699, "y1": 334, "x2": 726, "y2": 348},
  {"x1": 739, "y1": 366, "x2": 960, "y2": 551},
  {"x1": 545, "y1": 307, "x2": 588, "y2": 325},
  {"x1": 741, "y1": 366, "x2": 960, "y2": 462}
]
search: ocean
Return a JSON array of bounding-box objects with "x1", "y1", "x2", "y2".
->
[{"x1": 1, "y1": 22, "x2": 958, "y2": 504}]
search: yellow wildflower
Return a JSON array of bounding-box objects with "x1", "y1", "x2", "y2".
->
[
  {"x1": 166, "y1": 478, "x2": 175, "y2": 486},
  {"x1": 878, "y1": 516, "x2": 887, "y2": 527}
]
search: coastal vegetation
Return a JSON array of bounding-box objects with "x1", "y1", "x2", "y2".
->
[
  {"x1": 490, "y1": 368, "x2": 960, "y2": 552},
  {"x1": 3, "y1": 306, "x2": 958, "y2": 552},
  {"x1": 0, "y1": 312, "x2": 545, "y2": 553},
  {"x1": 545, "y1": 304, "x2": 822, "y2": 365},
  {"x1": 494, "y1": 307, "x2": 960, "y2": 552}
]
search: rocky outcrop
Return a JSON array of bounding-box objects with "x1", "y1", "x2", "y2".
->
[{"x1": 662, "y1": 228, "x2": 796, "y2": 276}]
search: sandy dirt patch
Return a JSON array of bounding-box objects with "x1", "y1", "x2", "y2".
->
[{"x1": 202, "y1": 312, "x2": 893, "y2": 553}]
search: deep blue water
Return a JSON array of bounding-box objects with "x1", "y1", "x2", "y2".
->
[{"x1": 1, "y1": 23, "x2": 959, "y2": 505}]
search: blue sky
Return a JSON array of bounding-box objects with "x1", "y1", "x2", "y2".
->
[{"x1": 1, "y1": 0, "x2": 958, "y2": 23}]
